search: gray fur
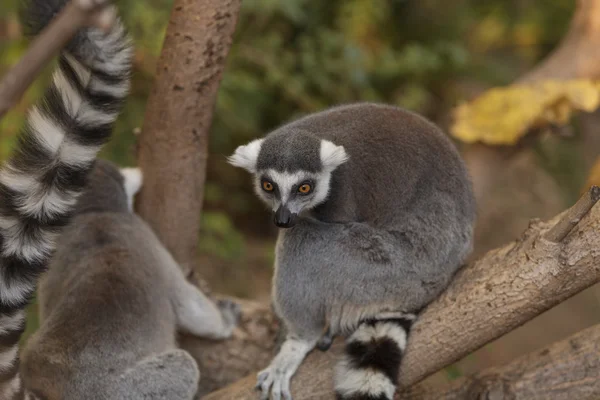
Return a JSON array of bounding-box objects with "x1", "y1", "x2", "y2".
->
[
  {"x1": 104, "y1": 350, "x2": 199, "y2": 400},
  {"x1": 256, "y1": 130, "x2": 322, "y2": 173},
  {"x1": 20, "y1": 160, "x2": 240, "y2": 400},
  {"x1": 230, "y1": 102, "x2": 476, "y2": 400}
]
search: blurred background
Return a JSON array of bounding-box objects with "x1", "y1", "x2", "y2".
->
[{"x1": 2, "y1": 0, "x2": 599, "y2": 387}]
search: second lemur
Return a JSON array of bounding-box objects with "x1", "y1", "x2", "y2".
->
[
  {"x1": 229, "y1": 103, "x2": 476, "y2": 400},
  {"x1": 20, "y1": 160, "x2": 240, "y2": 400}
]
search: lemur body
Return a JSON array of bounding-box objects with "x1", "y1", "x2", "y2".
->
[
  {"x1": 21, "y1": 160, "x2": 239, "y2": 400},
  {"x1": 0, "y1": 0, "x2": 132, "y2": 398},
  {"x1": 229, "y1": 103, "x2": 476, "y2": 400}
]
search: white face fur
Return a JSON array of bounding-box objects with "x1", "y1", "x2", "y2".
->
[{"x1": 228, "y1": 138, "x2": 348, "y2": 218}]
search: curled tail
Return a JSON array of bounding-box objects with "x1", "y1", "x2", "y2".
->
[
  {"x1": 0, "y1": 2, "x2": 132, "y2": 397},
  {"x1": 334, "y1": 314, "x2": 416, "y2": 400}
]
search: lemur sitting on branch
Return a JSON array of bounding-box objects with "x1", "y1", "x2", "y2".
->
[{"x1": 229, "y1": 103, "x2": 476, "y2": 400}]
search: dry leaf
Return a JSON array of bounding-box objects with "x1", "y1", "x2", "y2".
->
[{"x1": 451, "y1": 80, "x2": 600, "y2": 145}]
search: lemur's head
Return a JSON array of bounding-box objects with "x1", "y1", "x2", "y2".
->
[
  {"x1": 75, "y1": 159, "x2": 142, "y2": 215},
  {"x1": 228, "y1": 130, "x2": 348, "y2": 228}
]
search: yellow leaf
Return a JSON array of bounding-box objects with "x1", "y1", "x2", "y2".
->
[{"x1": 451, "y1": 79, "x2": 600, "y2": 145}]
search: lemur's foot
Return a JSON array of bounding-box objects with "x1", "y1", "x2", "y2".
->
[
  {"x1": 256, "y1": 364, "x2": 293, "y2": 400},
  {"x1": 217, "y1": 299, "x2": 241, "y2": 337},
  {"x1": 316, "y1": 328, "x2": 333, "y2": 352},
  {"x1": 255, "y1": 337, "x2": 315, "y2": 400}
]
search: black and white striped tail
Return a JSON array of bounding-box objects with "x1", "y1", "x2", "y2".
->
[
  {"x1": 334, "y1": 314, "x2": 416, "y2": 400},
  {"x1": 0, "y1": 2, "x2": 132, "y2": 398}
]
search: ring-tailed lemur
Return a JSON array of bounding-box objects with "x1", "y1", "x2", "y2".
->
[
  {"x1": 229, "y1": 103, "x2": 476, "y2": 400},
  {"x1": 0, "y1": 0, "x2": 132, "y2": 398},
  {"x1": 19, "y1": 159, "x2": 240, "y2": 400}
]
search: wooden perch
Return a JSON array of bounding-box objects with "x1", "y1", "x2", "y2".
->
[
  {"x1": 0, "y1": 0, "x2": 116, "y2": 118},
  {"x1": 203, "y1": 187, "x2": 600, "y2": 399},
  {"x1": 401, "y1": 322, "x2": 600, "y2": 400},
  {"x1": 136, "y1": 0, "x2": 242, "y2": 276}
]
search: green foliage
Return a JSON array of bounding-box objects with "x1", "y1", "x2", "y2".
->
[
  {"x1": 534, "y1": 130, "x2": 588, "y2": 206},
  {"x1": 199, "y1": 211, "x2": 246, "y2": 261},
  {"x1": 23, "y1": 300, "x2": 39, "y2": 344},
  {"x1": 444, "y1": 364, "x2": 463, "y2": 381},
  {"x1": 0, "y1": 0, "x2": 576, "y2": 237}
]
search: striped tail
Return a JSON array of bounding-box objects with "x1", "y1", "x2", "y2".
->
[
  {"x1": 0, "y1": 3, "x2": 132, "y2": 398},
  {"x1": 334, "y1": 314, "x2": 416, "y2": 400}
]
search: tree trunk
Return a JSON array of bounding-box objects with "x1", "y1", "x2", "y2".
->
[
  {"x1": 401, "y1": 323, "x2": 600, "y2": 400},
  {"x1": 135, "y1": 0, "x2": 241, "y2": 275},
  {"x1": 203, "y1": 189, "x2": 600, "y2": 399},
  {"x1": 518, "y1": 0, "x2": 600, "y2": 83}
]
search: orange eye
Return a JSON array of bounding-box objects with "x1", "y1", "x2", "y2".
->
[
  {"x1": 298, "y1": 184, "x2": 312, "y2": 194},
  {"x1": 262, "y1": 181, "x2": 274, "y2": 192}
]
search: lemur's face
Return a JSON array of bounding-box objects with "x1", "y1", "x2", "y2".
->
[
  {"x1": 228, "y1": 132, "x2": 348, "y2": 228},
  {"x1": 253, "y1": 169, "x2": 328, "y2": 227}
]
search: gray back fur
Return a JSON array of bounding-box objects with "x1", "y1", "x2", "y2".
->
[
  {"x1": 20, "y1": 160, "x2": 239, "y2": 399},
  {"x1": 73, "y1": 159, "x2": 130, "y2": 215}
]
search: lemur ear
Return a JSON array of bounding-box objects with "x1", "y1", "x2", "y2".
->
[
  {"x1": 320, "y1": 140, "x2": 349, "y2": 172},
  {"x1": 120, "y1": 168, "x2": 143, "y2": 212},
  {"x1": 228, "y1": 139, "x2": 264, "y2": 173}
]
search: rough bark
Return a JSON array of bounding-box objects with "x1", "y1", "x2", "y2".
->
[
  {"x1": 518, "y1": 0, "x2": 600, "y2": 83},
  {"x1": 0, "y1": 0, "x2": 115, "y2": 118},
  {"x1": 401, "y1": 323, "x2": 600, "y2": 400},
  {"x1": 135, "y1": 0, "x2": 241, "y2": 275},
  {"x1": 204, "y1": 188, "x2": 600, "y2": 399}
]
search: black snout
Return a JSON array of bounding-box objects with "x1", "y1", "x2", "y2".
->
[{"x1": 274, "y1": 206, "x2": 297, "y2": 228}]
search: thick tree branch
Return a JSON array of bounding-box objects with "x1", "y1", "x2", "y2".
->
[
  {"x1": 135, "y1": 0, "x2": 241, "y2": 275},
  {"x1": 204, "y1": 188, "x2": 600, "y2": 399},
  {"x1": 0, "y1": 0, "x2": 115, "y2": 118},
  {"x1": 401, "y1": 323, "x2": 600, "y2": 400},
  {"x1": 399, "y1": 186, "x2": 600, "y2": 387}
]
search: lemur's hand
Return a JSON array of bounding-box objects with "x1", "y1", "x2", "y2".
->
[{"x1": 217, "y1": 299, "x2": 242, "y2": 338}]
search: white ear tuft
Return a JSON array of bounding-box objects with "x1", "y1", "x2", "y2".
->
[
  {"x1": 120, "y1": 167, "x2": 143, "y2": 211},
  {"x1": 320, "y1": 140, "x2": 349, "y2": 172},
  {"x1": 227, "y1": 139, "x2": 264, "y2": 173}
]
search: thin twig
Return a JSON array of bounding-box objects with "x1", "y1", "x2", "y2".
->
[
  {"x1": 0, "y1": 0, "x2": 116, "y2": 118},
  {"x1": 544, "y1": 185, "x2": 600, "y2": 242}
]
